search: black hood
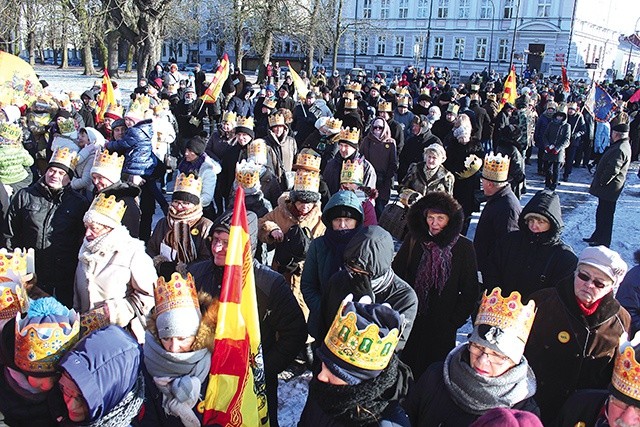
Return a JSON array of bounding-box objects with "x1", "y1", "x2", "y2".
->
[
  {"x1": 343, "y1": 226, "x2": 395, "y2": 279},
  {"x1": 101, "y1": 181, "x2": 142, "y2": 198},
  {"x1": 407, "y1": 191, "x2": 463, "y2": 248},
  {"x1": 518, "y1": 189, "x2": 563, "y2": 244}
]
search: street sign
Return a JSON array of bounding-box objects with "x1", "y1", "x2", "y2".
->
[
  {"x1": 585, "y1": 63, "x2": 598, "y2": 69},
  {"x1": 555, "y1": 53, "x2": 565, "y2": 63}
]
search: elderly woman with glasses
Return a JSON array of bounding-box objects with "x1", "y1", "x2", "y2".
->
[
  {"x1": 404, "y1": 288, "x2": 541, "y2": 425},
  {"x1": 524, "y1": 245, "x2": 630, "y2": 423}
]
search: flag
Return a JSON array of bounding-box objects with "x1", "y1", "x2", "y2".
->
[
  {"x1": 629, "y1": 88, "x2": 640, "y2": 104},
  {"x1": 95, "y1": 68, "x2": 116, "y2": 124},
  {"x1": 286, "y1": 60, "x2": 309, "y2": 101},
  {"x1": 561, "y1": 66, "x2": 570, "y2": 92},
  {"x1": 500, "y1": 66, "x2": 517, "y2": 107},
  {"x1": 202, "y1": 53, "x2": 230, "y2": 104},
  {"x1": 0, "y1": 50, "x2": 43, "y2": 108},
  {"x1": 592, "y1": 83, "x2": 617, "y2": 123},
  {"x1": 202, "y1": 186, "x2": 269, "y2": 427}
]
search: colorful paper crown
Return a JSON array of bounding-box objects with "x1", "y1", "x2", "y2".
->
[
  {"x1": 293, "y1": 170, "x2": 320, "y2": 193},
  {"x1": 236, "y1": 116, "x2": 254, "y2": 130},
  {"x1": 293, "y1": 148, "x2": 321, "y2": 172},
  {"x1": 50, "y1": 147, "x2": 79, "y2": 170},
  {"x1": 0, "y1": 248, "x2": 34, "y2": 278},
  {"x1": 0, "y1": 248, "x2": 33, "y2": 320},
  {"x1": 340, "y1": 159, "x2": 364, "y2": 185},
  {"x1": 378, "y1": 101, "x2": 392, "y2": 113},
  {"x1": 268, "y1": 113, "x2": 286, "y2": 127},
  {"x1": 0, "y1": 122, "x2": 22, "y2": 142},
  {"x1": 92, "y1": 148, "x2": 124, "y2": 171},
  {"x1": 58, "y1": 117, "x2": 76, "y2": 135},
  {"x1": 475, "y1": 288, "x2": 536, "y2": 345},
  {"x1": 397, "y1": 97, "x2": 409, "y2": 108},
  {"x1": 326, "y1": 118, "x2": 343, "y2": 131},
  {"x1": 0, "y1": 282, "x2": 29, "y2": 321},
  {"x1": 458, "y1": 154, "x2": 483, "y2": 179},
  {"x1": 128, "y1": 95, "x2": 151, "y2": 118},
  {"x1": 174, "y1": 173, "x2": 203, "y2": 198},
  {"x1": 88, "y1": 193, "x2": 127, "y2": 224},
  {"x1": 612, "y1": 334, "x2": 640, "y2": 403},
  {"x1": 339, "y1": 127, "x2": 360, "y2": 145},
  {"x1": 79, "y1": 306, "x2": 110, "y2": 337},
  {"x1": 397, "y1": 87, "x2": 410, "y2": 96},
  {"x1": 324, "y1": 299, "x2": 400, "y2": 371},
  {"x1": 344, "y1": 98, "x2": 358, "y2": 109},
  {"x1": 263, "y1": 98, "x2": 277, "y2": 109},
  {"x1": 420, "y1": 88, "x2": 431, "y2": 96},
  {"x1": 345, "y1": 82, "x2": 362, "y2": 92},
  {"x1": 105, "y1": 104, "x2": 124, "y2": 120},
  {"x1": 247, "y1": 140, "x2": 267, "y2": 165},
  {"x1": 447, "y1": 104, "x2": 459, "y2": 114},
  {"x1": 154, "y1": 272, "x2": 200, "y2": 318},
  {"x1": 236, "y1": 160, "x2": 261, "y2": 189},
  {"x1": 222, "y1": 111, "x2": 238, "y2": 123},
  {"x1": 343, "y1": 92, "x2": 355, "y2": 100},
  {"x1": 482, "y1": 152, "x2": 510, "y2": 182}
]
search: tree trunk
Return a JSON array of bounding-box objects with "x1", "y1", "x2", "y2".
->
[
  {"x1": 331, "y1": 0, "x2": 344, "y2": 74},
  {"x1": 126, "y1": 44, "x2": 134, "y2": 73},
  {"x1": 307, "y1": 46, "x2": 315, "y2": 77},
  {"x1": 107, "y1": 31, "x2": 120, "y2": 77},
  {"x1": 60, "y1": 45, "x2": 69, "y2": 68},
  {"x1": 82, "y1": 41, "x2": 96, "y2": 75},
  {"x1": 234, "y1": 35, "x2": 244, "y2": 72},
  {"x1": 96, "y1": 35, "x2": 108, "y2": 72},
  {"x1": 258, "y1": 32, "x2": 273, "y2": 83},
  {"x1": 136, "y1": 17, "x2": 163, "y2": 81},
  {"x1": 28, "y1": 31, "x2": 36, "y2": 66}
]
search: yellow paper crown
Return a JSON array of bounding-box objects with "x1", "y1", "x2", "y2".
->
[
  {"x1": 58, "y1": 117, "x2": 76, "y2": 134},
  {"x1": 0, "y1": 122, "x2": 23, "y2": 142},
  {"x1": 0, "y1": 248, "x2": 34, "y2": 278},
  {"x1": 235, "y1": 160, "x2": 261, "y2": 189},
  {"x1": 420, "y1": 87, "x2": 431, "y2": 96},
  {"x1": 105, "y1": 104, "x2": 124, "y2": 119},
  {"x1": 339, "y1": 127, "x2": 360, "y2": 145},
  {"x1": 89, "y1": 193, "x2": 127, "y2": 224},
  {"x1": 397, "y1": 87, "x2": 410, "y2": 96},
  {"x1": 324, "y1": 299, "x2": 400, "y2": 371},
  {"x1": 128, "y1": 95, "x2": 150, "y2": 117},
  {"x1": 0, "y1": 284, "x2": 29, "y2": 320},
  {"x1": 236, "y1": 116, "x2": 255, "y2": 130},
  {"x1": 92, "y1": 148, "x2": 124, "y2": 172},
  {"x1": 475, "y1": 288, "x2": 536, "y2": 345},
  {"x1": 482, "y1": 152, "x2": 510, "y2": 182},
  {"x1": 263, "y1": 98, "x2": 277, "y2": 109},
  {"x1": 174, "y1": 173, "x2": 203, "y2": 198},
  {"x1": 378, "y1": 101, "x2": 392, "y2": 113},
  {"x1": 247, "y1": 140, "x2": 267, "y2": 165},
  {"x1": 399, "y1": 188, "x2": 422, "y2": 208},
  {"x1": 222, "y1": 111, "x2": 238, "y2": 123},
  {"x1": 68, "y1": 91, "x2": 81, "y2": 101},
  {"x1": 268, "y1": 113, "x2": 286, "y2": 127},
  {"x1": 447, "y1": 104, "x2": 459, "y2": 114},
  {"x1": 50, "y1": 147, "x2": 79, "y2": 170},
  {"x1": 343, "y1": 92, "x2": 355, "y2": 100},
  {"x1": 154, "y1": 272, "x2": 200, "y2": 317},
  {"x1": 293, "y1": 170, "x2": 320, "y2": 193},
  {"x1": 470, "y1": 84, "x2": 480, "y2": 92},
  {"x1": 371, "y1": 83, "x2": 381, "y2": 91},
  {"x1": 345, "y1": 82, "x2": 362, "y2": 92},
  {"x1": 344, "y1": 98, "x2": 358, "y2": 109},
  {"x1": 612, "y1": 335, "x2": 640, "y2": 403},
  {"x1": 326, "y1": 118, "x2": 343, "y2": 131},
  {"x1": 397, "y1": 96, "x2": 409, "y2": 108},
  {"x1": 340, "y1": 159, "x2": 364, "y2": 185},
  {"x1": 457, "y1": 154, "x2": 483, "y2": 179},
  {"x1": 293, "y1": 148, "x2": 321, "y2": 172}
]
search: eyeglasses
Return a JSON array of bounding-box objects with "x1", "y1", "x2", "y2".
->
[
  {"x1": 211, "y1": 237, "x2": 229, "y2": 248},
  {"x1": 608, "y1": 395, "x2": 640, "y2": 417},
  {"x1": 372, "y1": 126, "x2": 384, "y2": 130},
  {"x1": 468, "y1": 343, "x2": 511, "y2": 366},
  {"x1": 576, "y1": 270, "x2": 611, "y2": 289}
]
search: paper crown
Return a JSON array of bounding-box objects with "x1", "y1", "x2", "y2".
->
[
  {"x1": 222, "y1": 111, "x2": 238, "y2": 123},
  {"x1": 475, "y1": 288, "x2": 536, "y2": 345},
  {"x1": 399, "y1": 188, "x2": 422, "y2": 208},
  {"x1": 263, "y1": 98, "x2": 277, "y2": 109},
  {"x1": 88, "y1": 193, "x2": 127, "y2": 224},
  {"x1": 92, "y1": 148, "x2": 124, "y2": 172},
  {"x1": 397, "y1": 97, "x2": 409, "y2": 108},
  {"x1": 174, "y1": 173, "x2": 203, "y2": 198},
  {"x1": 247, "y1": 140, "x2": 267, "y2": 165},
  {"x1": 105, "y1": 104, "x2": 124, "y2": 120},
  {"x1": 0, "y1": 282, "x2": 29, "y2": 321},
  {"x1": 236, "y1": 159, "x2": 261, "y2": 189},
  {"x1": 470, "y1": 84, "x2": 480, "y2": 92},
  {"x1": 378, "y1": 101, "x2": 392, "y2": 113},
  {"x1": 486, "y1": 92, "x2": 497, "y2": 100},
  {"x1": 56, "y1": 95, "x2": 71, "y2": 108},
  {"x1": 340, "y1": 159, "x2": 364, "y2": 185},
  {"x1": 344, "y1": 98, "x2": 358, "y2": 109},
  {"x1": 128, "y1": 95, "x2": 151, "y2": 118},
  {"x1": 268, "y1": 113, "x2": 286, "y2": 127},
  {"x1": 371, "y1": 83, "x2": 381, "y2": 91},
  {"x1": 345, "y1": 82, "x2": 362, "y2": 92},
  {"x1": 323, "y1": 299, "x2": 400, "y2": 371},
  {"x1": 79, "y1": 306, "x2": 110, "y2": 337},
  {"x1": 293, "y1": 170, "x2": 320, "y2": 193},
  {"x1": 0, "y1": 122, "x2": 23, "y2": 143},
  {"x1": 458, "y1": 154, "x2": 483, "y2": 179},
  {"x1": 154, "y1": 272, "x2": 200, "y2": 318},
  {"x1": 339, "y1": 127, "x2": 360, "y2": 145},
  {"x1": 68, "y1": 91, "x2": 81, "y2": 101},
  {"x1": 482, "y1": 152, "x2": 510, "y2": 182},
  {"x1": 293, "y1": 148, "x2": 321, "y2": 172},
  {"x1": 58, "y1": 117, "x2": 76, "y2": 135},
  {"x1": 343, "y1": 92, "x2": 355, "y2": 100},
  {"x1": 612, "y1": 334, "x2": 640, "y2": 404},
  {"x1": 236, "y1": 116, "x2": 254, "y2": 130},
  {"x1": 420, "y1": 87, "x2": 431, "y2": 96},
  {"x1": 50, "y1": 147, "x2": 79, "y2": 170},
  {"x1": 447, "y1": 104, "x2": 459, "y2": 114},
  {"x1": 325, "y1": 117, "x2": 343, "y2": 131},
  {"x1": 0, "y1": 248, "x2": 33, "y2": 320},
  {"x1": 397, "y1": 87, "x2": 410, "y2": 96},
  {"x1": 0, "y1": 248, "x2": 34, "y2": 278}
]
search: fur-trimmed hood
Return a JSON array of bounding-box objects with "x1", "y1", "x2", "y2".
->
[{"x1": 407, "y1": 191, "x2": 464, "y2": 248}]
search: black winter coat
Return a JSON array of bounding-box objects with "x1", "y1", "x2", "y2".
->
[
  {"x1": 553, "y1": 389, "x2": 609, "y2": 427},
  {"x1": 397, "y1": 130, "x2": 441, "y2": 182},
  {"x1": 589, "y1": 137, "x2": 631, "y2": 202}
]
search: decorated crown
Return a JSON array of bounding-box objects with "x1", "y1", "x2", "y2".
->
[
  {"x1": 340, "y1": 159, "x2": 364, "y2": 185},
  {"x1": 154, "y1": 272, "x2": 200, "y2": 318},
  {"x1": 222, "y1": 111, "x2": 238, "y2": 123},
  {"x1": 174, "y1": 173, "x2": 203, "y2": 198},
  {"x1": 482, "y1": 152, "x2": 510, "y2": 182},
  {"x1": 263, "y1": 98, "x2": 277, "y2": 109},
  {"x1": 247, "y1": 140, "x2": 267, "y2": 165},
  {"x1": 343, "y1": 92, "x2": 355, "y2": 100},
  {"x1": 344, "y1": 98, "x2": 358, "y2": 109},
  {"x1": 612, "y1": 334, "x2": 640, "y2": 403},
  {"x1": 293, "y1": 170, "x2": 320, "y2": 193},
  {"x1": 470, "y1": 84, "x2": 480, "y2": 92},
  {"x1": 79, "y1": 306, "x2": 110, "y2": 337},
  {"x1": 457, "y1": 154, "x2": 483, "y2": 179},
  {"x1": 339, "y1": 127, "x2": 360, "y2": 145},
  {"x1": 0, "y1": 282, "x2": 29, "y2": 321},
  {"x1": 378, "y1": 101, "x2": 392, "y2": 113},
  {"x1": 58, "y1": 117, "x2": 76, "y2": 135},
  {"x1": 447, "y1": 104, "x2": 459, "y2": 114},
  {"x1": 397, "y1": 96, "x2": 409, "y2": 108},
  {"x1": 324, "y1": 299, "x2": 401, "y2": 371},
  {"x1": 56, "y1": 95, "x2": 71, "y2": 108},
  {"x1": 105, "y1": 104, "x2": 124, "y2": 119},
  {"x1": 371, "y1": 83, "x2": 381, "y2": 91},
  {"x1": 236, "y1": 116, "x2": 254, "y2": 130},
  {"x1": 0, "y1": 122, "x2": 23, "y2": 143},
  {"x1": 325, "y1": 117, "x2": 343, "y2": 131},
  {"x1": 50, "y1": 147, "x2": 79, "y2": 170},
  {"x1": 88, "y1": 193, "x2": 127, "y2": 224},
  {"x1": 475, "y1": 288, "x2": 536, "y2": 344},
  {"x1": 68, "y1": 91, "x2": 81, "y2": 101},
  {"x1": 345, "y1": 82, "x2": 362, "y2": 92},
  {"x1": 0, "y1": 248, "x2": 34, "y2": 278},
  {"x1": 128, "y1": 95, "x2": 150, "y2": 117},
  {"x1": 399, "y1": 188, "x2": 422, "y2": 208},
  {"x1": 92, "y1": 148, "x2": 124, "y2": 171},
  {"x1": 293, "y1": 148, "x2": 321, "y2": 172},
  {"x1": 268, "y1": 113, "x2": 286, "y2": 127},
  {"x1": 397, "y1": 87, "x2": 410, "y2": 96},
  {"x1": 235, "y1": 160, "x2": 261, "y2": 189},
  {"x1": 420, "y1": 87, "x2": 431, "y2": 96}
]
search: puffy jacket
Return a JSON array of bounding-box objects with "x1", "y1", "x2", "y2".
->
[
  {"x1": 0, "y1": 145, "x2": 33, "y2": 185},
  {"x1": 106, "y1": 119, "x2": 158, "y2": 176}
]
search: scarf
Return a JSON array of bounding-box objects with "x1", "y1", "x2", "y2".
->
[
  {"x1": 323, "y1": 227, "x2": 361, "y2": 278},
  {"x1": 423, "y1": 165, "x2": 438, "y2": 181},
  {"x1": 414, "y1": 236, "x2": 458, "y2": 311},
  {"x1": 83, "y1": 373, "x2": 145, "y2": 427},
  {"x1": 443, "y1": 345, "x2": 536, "y2": 416},
  {"x1": 79, "y1": 225, "x2": 131, "y2": 262},
  {"x1": 6, "y1": 367, "x2": 48, "y2": 401},
  {"x1": 575, "y1": 295, "x2": 603, "y2": 317},
  {"x1": 165, "y1": 204, "x2": 204, "y2": 264},
  {"x1": 178, "y1": 153, "x2": 206, "y2": 175}
]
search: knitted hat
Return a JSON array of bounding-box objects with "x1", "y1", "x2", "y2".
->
[
  {"x1": 154, "y1": 273, "x2": 201, "y2": 340},
  {"x1": 91, "y1": 149, "x2": 124, "y2": 185},
  {"x1": 83, "y1": 193, "x2": 127, "y2": 229},
  {"x1": 469, "y1": 408, "x2": 543, "y2": 427},
  {"x1": 236, "y1": 116, "x2": 255, "y2": 139},
  {"x1": 424, "y1": 143, "x2": 446, "y2": 161},
  {"x1": 322, "y1": 190, "x2": 364, "y2": 227},
  {"x1": 578, "y1": 246, "x2": 628, "y2": 285},
  {"x1": 186, "y1": 136, "x2": 206, "y2": 156}
]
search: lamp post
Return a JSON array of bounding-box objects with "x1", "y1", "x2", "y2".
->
[
  {"x1": 488, "y1": 0, "x2": 495, "y2": 75},
  {"x1": 424, "y1": 0, "x2": 434, "y2": 71},
  {"x1": 626, "y1": 17, "x2": 640, "y2": 76},
  {"x1": 353, "y1": 0, "x2": 359, "y2": 68},
  {"x1": 508, "y1": 0, "x2": 522, "y2": 71}
]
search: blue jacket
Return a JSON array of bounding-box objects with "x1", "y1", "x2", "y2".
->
[
  {"x1": 616, "y1": 263, "x2": 640, "y2": 335},
  {"x1": 106, "y1": 119, "x2": 158, "y2": 176}
]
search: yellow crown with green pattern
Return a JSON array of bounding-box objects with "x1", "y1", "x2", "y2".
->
[
  {"x1": 482, "y1": 152, "x2": 510, "y2": 182},
  {"x1": 128, "y1": 95, "x2": 151, "y2": 118},
  {"x1": 247, "y1": 140, "x2": 267, "y2": 165},
  {"x1": 0, "y1": 122, "x2": 22, "y2": 143},
  {"x1": 293, "y1": 148, "x2": 321, "y2": 172},
  {"x1": 345, "y1": 82, "x2": 362, "y2": 93},
  {"x1": 324, "y1": 299, "x2": 400, "y2": 371},
  {"x1": 268, "y1": 113, "x2": 286, "y2": 127},
  {"x1": 50, "y1": 147, "x2": 79, "y2": 170},
  {"x1": 340, "y1": 159, "x2": 364, "y2": 185},
  {"x1": 92, "y1": 148, "x2": 124, "y2": 171},
  {"x1": 154, "y1": 272, "x2": 199, "y2": 317},
  {"x1": 377, "y1": 101, "x2": 392, "y2": 113},
  {"x1": 325, "y1": 118, "x2": 343, "y2": 132},
  {"x1": 58, "y1": 117, "x2": 76, "y2": 135},
  {"x1": 174, "y1": 173, "x2": 202, "y2": 198},
  {"x1": 89, "y1": 193, "x2": 127, "y2": 224},
  {"x1": 236, "y1": 116, "x2": 254, "y2": 130},
  {"x1": 476, "y1": 288, "x2": 536, "y2": 345},
  {"x1": 222, "y1": 111, "x2": 238, "y2": 123},
  {"x1": 612, "y1": 335, "x2": 640, "y2": 403},
  {"x1": 236, "y1": 160, "x2": 261, "y2": 189}
]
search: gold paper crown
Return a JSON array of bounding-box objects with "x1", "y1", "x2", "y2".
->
[
  {"x1": 344, "y1": 98, "x2": 358, "y2": 109},
  {"x1": 263, "y1": 98, "x2": 277, "y2": 109},
  {"x1": 457, "y1": 154, "x2": 483, "y2": 179},
  {"x1": 371, "y1": 83, "x2": 381, "y2": 91},
  {"x1": 174, "y1": 173, "x2": 203, "y2": 198},
  {"x1": 340, "y1": 159, "x2": 364, "y2": 185},
  {"x1": 58, "y1": 117, "x2": 76, "y2": 134},
  {"x1": 612, "y1": 335, "x2": 640, "y2": 403},
  {"x1": 324, "y1": 299, "x2": 400, "y2": 371},
  {"x1": 222, "y1": 111, "x2": 237, "y2": 123},
  {"x1": 50, "y1": 147, "x2": 79, "y2": 170},
  {"x1": 399, "y1": 188, "x2": 422, "y2": 208},
  {"x1": 268, "y1": 113, "x2": 286, "y2": 127},
  {"x1": 0, "y1": 123, "x2": 22, "y2": 142},
  {"x1": 128, "y1": 95, "x2": 150, "y2": 117},
  {"x1": 420, "y1": 88, "x2": 431, "y2": 96},
  {"x1": 345, "y1": 82, "x2": 362, "y2": 92},
  {"x1": 68, "y1": 91, "x2": 81, "y2": 101},
  {"x1": 15, "y1": 310, "x2": 80, "y2": 373},
  {"x1": 0, "y1": 248, "x2": 34, "y2": 278},
  {"x1": 447, "y1": 104, "x2": 459, "y2": 114},
  {"x1": 235, "y1": 160, "x2": 261, "y2": 189},
  {"x1": 326, "y1": 118, "x2": 343, "y2": 131},
  {"x1": 476, "y1": 288, "x2": 536, "y2": 344},
  {"x1": 293, "y1": 170, "x2": 320, "y2": 193},
  {"x1": 154, "y1": 272, "x2": 200, "y2": 317},
  {"x1": 92, "y1": 148, "x2": 124, "y2": 172},
  {"x1": 397, "y1": 87, "x2": 410, "y2": 96},
  {"x1": 339, "y1": 127, "x2": 360, "y2": 145},
  {"x1": 378, "y1": 101, "x2": 392, "y2": 113},
  {"x1": 293, "y1": 148, "x2": 321, "y2": 172},
  {"x1": 247, "y1": 140, "x2": 267, "y2": 165},
  {"x1": 0, "y1": 283, "x2": 29, "y2": 320},
  {"x1": 105, "y1": 104, "x2": 124, "y2": 118},
  {"x1": 56, "y1": 95, "x2": 71, "y2": 108},
  {"x1": 343, "y1": 92, "x2": 355, "y2": 100},
  {"x1": 89, "y1": 193, "x2": 127, "y2": 224},
  {"x1": 397, "y1": 97, "x2": 409, "y2": 108},
  {"x1": 482, "y1": 152, "x2": 510, "y2": 182},
  {"x1": 486, "y1": 92, "x2": 497, "y2": 100},
  {"x1": 79, "y1": 306, "x2": 110, "y2": 337},
  {"x1": 236, "y1": 116, "x2": 254, "y2": 130}
]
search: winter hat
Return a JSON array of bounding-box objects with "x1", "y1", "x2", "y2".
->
[
  {"x1": 154, "y1": 273, "x2": 201, "y2": 340},
  {"x1": 578, "y1": 246, "x2": 628, "y2": 285},
  {"x1": 424, "y1": 143, "x2": 446, "y2": 161},
  {"x1": 212, "y1": 209, "x2": 258, "y2": 253},
  {"x1": 184, "y1": 86, "x2": 196, "y2": 95},
  {"x1": 91, "y1": 149, "x2": 124, "y2": 185},
  {"x1": 186, "y1": 136, "x2": 206, "y2": 156},
  {"x1": 612, "y1": 123, "x2": 630, "y2": 133},
  {"x1": 172, "y1": 173, "x2": 202, "y2": 206},
  {"x1": 469, "y1": 408, "x2": 543, "y2": 427},
  {"x1": 322, "y1": 190, "x2": 364, "y2": 227},
  {"x1": 265, "y1": 84, "x2": 276, "y2": 93},
  {"x1": 49, "y1": 147, "x2": 78, "y2": 178},
  {"x1": 235, "y1": 116, "x2": 255, "y2": 139},
  {"x1": 84, "y1": 193, "x2": 127, "y2": 230},
  {"x1": 83, "y1": 127, "x2": 106, "y2": 146},
  {"x1": 289, "y1": 169, "x2": 321, "y2": 204},
  {"x1": 1, "y1": 105, "x2": 21, "y2": 124}
]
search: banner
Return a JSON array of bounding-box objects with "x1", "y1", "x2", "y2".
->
[
  {"x1": 591, "y1": 83, "x2": 617, "y2": 123},
  {"x1": 500, "y1": 66, "x2": 517, "y2": 107},
  {"x1": 202, "y1": 186, "x2": 269, "y2": 427},
  {"x1": 561, "y1": 66, "x2": 570, "y2": 92},
  {"x1": 286, "y1": 60, "x2": 309, "y2": 101},
  {"x1": 202, "y1": 53, "x2": 230, "y2": 104},
  {"x1": 95, "y1": 68, "x2": 116, "y2": 123},
  {"x1": 0, "y1": 51, "x2": 43, "y2": 108}
]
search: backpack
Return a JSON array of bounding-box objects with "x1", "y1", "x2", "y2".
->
[{"x1": 273, "y1": 225, "x2": 312, "y2": 274}]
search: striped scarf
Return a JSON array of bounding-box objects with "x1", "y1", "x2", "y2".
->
[{"x1": 165, "y1": 204, "x2": 203, "y2": 264}]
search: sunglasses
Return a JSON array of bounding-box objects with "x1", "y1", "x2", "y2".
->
[
  {"x1": 372, "y1": 126, "x2": 384, "y2": 130},
  {"x1": 576, "y1": 270, "x2": 610, "y2": 289}
]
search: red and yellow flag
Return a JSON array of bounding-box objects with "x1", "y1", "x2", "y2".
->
[
  {"x1": 500, "y1": 66, "x2": 517, "y2": 107},
  {"x1": 202, "y1": 186, "x2": 269, "y2": 427},
  {"x1": 95, "y1": 68, "x2": 116, "y2": 124},
  {"x1": 286, "y1": 60, "x2": 309, "y2": 101},
  {"x1": 561, "y1": 65, "x2": 570, "y2": 92},
  {"x1": 202, "y1": 53, "x2": 230, "y2": 104}
]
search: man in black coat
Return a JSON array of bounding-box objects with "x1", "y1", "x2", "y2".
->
[{"x1": 193, "y1": 63, "x2": 206, "y2": 97}]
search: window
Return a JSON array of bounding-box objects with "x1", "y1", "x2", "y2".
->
[
  {"x1": 206, "y1": 40, "x2": 213, "y2": 51},
  {"x1": 503, "y1": 0, "x2": 514, "y2": 18},
  {"x1": 458, "y1": 0, "x2": 469, "y2": 18},
  {"x1": 480, "y1": 0, "x2": 492, "y2": 19},
  {"x1": 398, "y1": 0, "x2": 409, "y2": 18},
  {"x1": 498, "y1": 39, "x2": 509, "y2": 61},
  {"x1": 395, "y1": 36, "x2": 405, "y2": 56},
  {"x1": 414, "y1": 35, "x2": 425, "y2": 57},
  {"x1": 380, "y1": 0, "x2": 390, "y2": 19},
  {"x1": 475, "y1": 37, "x2": 487, "y2": 60},
  {"x1": 417, "y1": 0, "x2": 429, "y2": 18},
  {"x1": 359, "y1": 36, "x2": 369, "y2": 55},
  {"x1": 437, "y1": 0, "x2": 449, "y2": 18},
  {"x1": 433, "y1": 36, "x2": 444, "y2": 58},
  {"x1": 377, "y1": 36, "x2": 386, "y2": 55},
  {"x1": 537, "y1": 0, "x2": 551, "y2": 17},
  {"x1": 585, "y1": 44, "x2": 590, "y2": 63},
  {"x1": 454, "y1": 37, "x2": 465, "y2": 59},
  {"x1": 363, "y1": 0, "x2": 372, "y2": 18}
]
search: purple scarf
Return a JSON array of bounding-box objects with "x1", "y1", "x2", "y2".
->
[
  {"x1": 178, "y1": 153, "x2": 206, "y2": 175},
  {"x1": 414, "y1": 236, "x2": 458, "y2": 312}
]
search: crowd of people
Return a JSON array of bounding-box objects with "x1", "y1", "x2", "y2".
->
[{"x1": 0, "y1": 58, "x2": 639, "y2": 426}]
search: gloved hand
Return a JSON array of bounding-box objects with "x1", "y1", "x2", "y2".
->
[
  {"x1": 347, "y1": 268, "x2": 374, "y2": 301},
  {"x1": 552, "y1": 149, "x2": 559, "y2": 155},
  {"x1": 544, "y1": 146, "x2": 552, "y2": 153}
]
